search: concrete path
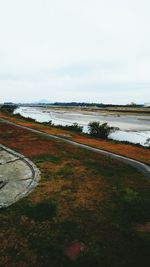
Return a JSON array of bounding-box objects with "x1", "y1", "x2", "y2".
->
[
  {"x1": 0, "y1": 144, "x2": 40, "y2": 208},
  {"x1": 0, "y1": 118, "x2": 150, "y2": 178}
]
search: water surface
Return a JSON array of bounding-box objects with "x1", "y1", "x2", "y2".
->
[{"x1": 14, "y1": 107, "x2": 150, "y2": 146}]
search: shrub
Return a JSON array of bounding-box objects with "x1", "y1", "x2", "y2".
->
[
  {"x1": 0, "y1": 104, "x2": 18, "y2": 114},
  {"x1": 44, "y1": 121, "x2": 83, "y2": 133},
  {"x1": 43, "y1": 120, "x2": 53, "y2": 126},
  {"x1": 88, "y1": 121, "x2": 119, "y2": 139},
  {"x1": 145, "y1": 138, "x2": 150, "y2": 147},
  {"x1": 63, "y1": 122, "x2": 83, "y2": 133}
]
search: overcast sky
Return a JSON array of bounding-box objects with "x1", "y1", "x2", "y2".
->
[{"x1": 0, "y1": 0, "x2": 150, "y2": 104}]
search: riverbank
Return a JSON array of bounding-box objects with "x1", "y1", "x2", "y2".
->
[
  {"x1": 13, "y1": 104, "x2": 150, "y2": 115},
  {"x1": 0, "y1": 112, "x2": 150, "y2": 165},
  {"x1": 13, "y1": 106, "x2": 150, "y2": 146}
]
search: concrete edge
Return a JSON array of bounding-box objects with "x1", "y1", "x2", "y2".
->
[{"x1": 0, "y1": 144, "x2": 41, "y2": 208}]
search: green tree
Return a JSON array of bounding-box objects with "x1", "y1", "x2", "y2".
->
[
  {"x1": 0, "y1": 104, "x2": 18, "y2": 114},
  {"x1": 88, "y1": 121, "x2": 119, "y2": 139}
]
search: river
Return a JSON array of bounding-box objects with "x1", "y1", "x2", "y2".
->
[{"x1": 14, "y1": 107, "x2": 150, "y2": 147}]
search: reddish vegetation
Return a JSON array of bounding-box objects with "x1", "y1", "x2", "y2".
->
[
  {"x1": 0, "y1": 124, "x2": 59, "y2": 157},
  {"x1": 0, "y1": 112, "x2": 149, "y2": 164},
  {"x1": 72, "y1": 135, "x2": 150, "y2": 165}
]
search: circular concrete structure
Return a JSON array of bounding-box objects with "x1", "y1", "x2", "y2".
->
[{"x1": 0, "y1": 144, "x2": 40, "y2": 208}]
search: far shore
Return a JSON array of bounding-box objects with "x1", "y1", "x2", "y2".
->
[{"x1": 34, "y1": 105, "x2": 150, "y2": 116}]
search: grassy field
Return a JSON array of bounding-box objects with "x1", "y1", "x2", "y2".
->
[{"x1": 0, "y1": 121, "x2": 150, "y2": 267}]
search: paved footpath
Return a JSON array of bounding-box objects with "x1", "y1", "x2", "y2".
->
[
  {"x1": 1, "y1": 118, "x2": 150, "y2": 179},
  {"x1": 0, "y1": 144, "x2": 40, "y2": 208}
]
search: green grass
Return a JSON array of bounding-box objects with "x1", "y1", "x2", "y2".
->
[
  {"x1": 20, "y1": 202, "x2": 57, "y2": 221},
  {"x1": 115, "y1": 187, "x2": 150, "y2": 224},
  {"x1": 33, "y1": 154, "x2": 61, "y2": 163}
]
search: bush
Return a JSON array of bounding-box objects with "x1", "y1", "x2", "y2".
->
[
  {"x1": 63, "y1": 122, "x2": 83, "y2": 133},
  {"x1": 88, "y1": 121, "x2": 119, "y2": 139},
  {"x1": 43, "y1": 120, "x2": 53, "y2": 126},
  {"x1": 44, "y1": 121, "x2": 83, "y2": 133},
  {"x1": 0, "y1": 104, "x2": 18, "y2": 114},
  {"x1": 145, "y1": 138, "x2": 150, "y2": 147}
]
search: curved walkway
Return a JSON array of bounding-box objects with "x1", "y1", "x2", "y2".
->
[
  {"x1": 0, "y1": 144, "x2": 40, "y2": 208},
  {"x1": 1, "y1": 118, "x2": 150, "y2": 178}
]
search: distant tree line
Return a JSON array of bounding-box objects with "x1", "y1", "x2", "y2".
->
[
  {"x1": 1, "y1": 102, "x2": 144, "y2": 109},
  {"x1": 52, "y1": 102, "x2": 143, "y2": 108}
]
